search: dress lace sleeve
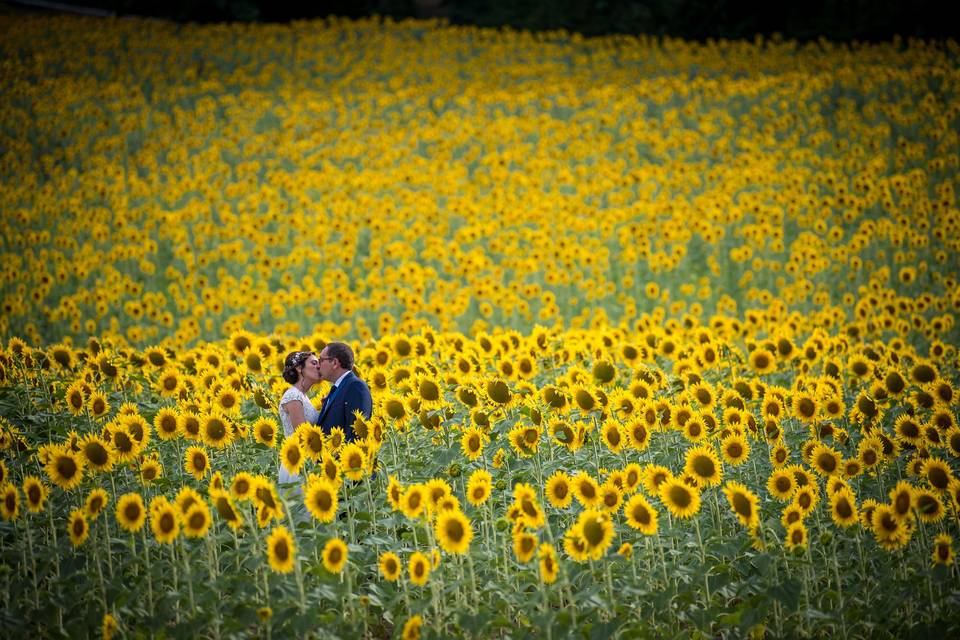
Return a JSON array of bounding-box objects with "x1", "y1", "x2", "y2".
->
[{"x1": 279, "y1": 387, "x2": 304, "y2": 411}]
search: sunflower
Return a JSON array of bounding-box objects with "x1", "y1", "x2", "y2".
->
[
  {"x1": 922, "y1": 457, "x2": 953, "y2": 492},
  {"x1": 767, "y1": 469, "x2": 796, "y2": 501},
  {"x1": 824, "y1": 486, "x2": 858, "y2": 528},
  {"x1": 871, "y1": 504, "x2": 913, "y2": 550},
  {"x1": 600, "y1": 420, "x2": 625, "y2": 453},
  {"x1": 179, "y1": 411, "x2": 202, "y2": 441},
  {"x1": 201, "y1": 412, "x2": 232, "y2": 449},
  {"x1": 688, "y1": 381, "x2": 716, "y2": 411},
  {"x1": 266, "y1": 526, "x2": 296, "y2": 573},
  {"x1": 642, "y1": 465, "x2": 673, "y2": 497},
  {"x1": 784, "y1": 521, "x2": 807, "y2": 551},
  {"x1": 79, "y1": 435, "x2": 115, "y2": 474},
  {"x1": 684, "y1": 444, "x2": 723, "y2": 487},
  {"x1": 85, "y1": 488, "x2": 109, "y2": 521},
  {"x1": 214, "y1": 387, "x2": 241, "y2": 416},
  {"x1": 65, "y1": 383, "x2": 86, "y2": 415},
  {"x1": 400, "y1": 484, "x2": 427, "y2": 520},
  {"x1": 173, "y1": 487, "x2": 201, "y2": 518},
  {"x1": 749, "y1": 348, "x2": 776, "y2": 375},
  {"x1": 252, "y1": 418, "x2": 278, "y2": 448},
  {"x1": 572, "y1": 472, "x2": 601, "y2": 508},
  {"x1": 723, "y1": 481, "x2": 759, "y2": 530},
  {"x1": 184, "y1": 446, "x2": 210, "y2": 480},
  {"x1": 183, "y1": 502, "x2": 212, "y2": 538},
  {"x1": 599, "y1": 482, "x2": 623, "y2": 514},
  {"x1": 304, "y1": 478, "x2": 338, "y2": 523},
  {"x1": 572, "y1": 509, "x2": 615, "y2": 560},
  {"x1": 401, "y1": 614, "x2": 423, "y2": 640},
  {"x1": 948, "y1": 427, "x2": 960, "y2": 458},
  {"x1": 791, "y1": 391, "x2": 819, "y2": 423},
  {"x1": 466, "y1": 471, "x2": 492, "y2": 506},
  {"x1": 339, "y1": 443, "x2": 367, "y2": 482},
  {"x1": 103, "y1": 424, "x2": 138, "y2": 463},
  {"x1": 322, "y1": 537, "x2": 348, "y2": 574},
  {"x1": 68, "y1": 508, "x2": 89, "y2": 547},
  {"x1": 545, "y1": 471, "x2": 573, "y2": 509},
  {"x1": 720, "y1": 433, "x2": 749, "y2": 466},
  {"x1": 513, "y1": 530, "x2": 538, "y2": 563},
  {"x1": 156, "y1": 369, "x2": 181, "y2": 398},
  {"x1": 888, "y1": 481, "x2": 915, "y2": 520},
  {"x1": 319, "y1": 452, "x2": 342, "y2": 487},
  {"x1": 151, "y1": 407, "x2": 179, "y2": 441},
  {"x1": 379, "y1": 551, "x2": 402, "y2": 581},
  {"x1": 408, "y1": 551, "x2": 431, "y2": 586},
  {"x1": 114, "y1": 492, "x2": 146, "y2": 532},
  {"x1": 231, "y1": 471, "x2": 256, "y2": 501},
  {"x1": 810, "y1": 443, "x2": 842, "y2": 477},
  {"x1": 85, "y1": 390, "x2": 109, "y2": 419},
  {"x1": 278, "y1": 438, "x2": 304, "y2": 477},
  {"x1": 514, "y1": 485, "x2": 545, "y2": 529},
  {"x1": 325, "y1": 426, "x2": 347, "y2": 454},
  {"x1": 622, "y1": 463, "x2": 643, "y2": 494},
  {"x1": 0, "y1": 483, "x2": 19, "y2": 521},
  {"x1": 210, "y1": 490, "x2": 244, "y2": 530},
  {"x1": 659, "y1": 477, "x2": 701, "y2": 519},
  {"x1": 932, "y1": 534, "x2": 954, "y2": 566},
  {"x1": 893, "y1": 414, "x2": 923, "y2": 446},
  {"x1": 623, "y1": 493, "x2": 658, "y2": 535},
  {"x1": 910, "y1": 360, "x2": 938, "y2": 385},
  {"x1": 792, "y1": 485, "x2": 820, "y2": 515},
  {"x1": 913, "y1": 489, "x2": 945, "y2": 523},
  {"x1": 22, "y1": 476, "x2": 47, "y2": 514},
  {"x1": 45, "y1": 445, "x2": 85, "y2": 490}
]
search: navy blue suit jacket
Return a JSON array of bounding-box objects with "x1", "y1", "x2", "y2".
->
[{"x1": 315, "y1": 371, "x2": 372, "y2": 442}]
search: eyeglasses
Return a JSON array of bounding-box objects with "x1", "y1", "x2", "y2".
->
[{"x1": 319, "y1": 357, "x2": 337, "y2": 363}]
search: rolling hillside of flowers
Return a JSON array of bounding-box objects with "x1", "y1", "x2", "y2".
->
[{"x1": 1, "y1": 13, "x2": 959, "y2": 639}]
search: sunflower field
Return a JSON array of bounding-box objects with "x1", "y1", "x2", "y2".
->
[{"x1": 1, "y1": 12, "x2": 960, "y2": 639}]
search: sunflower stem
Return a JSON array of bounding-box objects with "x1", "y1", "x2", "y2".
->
[
  {"x1": 169, "y1": 544, "x2": 180, "y2": 624},
  {"x1": 205, "y1": 535, "x2": 222, "y2": 640},
  {"x1": 94, "y1": 522, "x2": 108, "y2": 609},
  {"x1": 140, "y1": 530, "x2": 154, "y2": 618},
  {"x1": 23, "y1": 515, "x2": 40, "y2": 611},
  {"x1": 45, "y1": 503, "x2": 65, "y2": 633},
  {"x1": 179, "y1": 538, "x2": 196, "y2": 620},
  {"x1": 693, "y1": 514, "x2": 711, "y2": 604},
  {"x1": 830, "y1": 539, "x2": 847, "y2": 639},
  {"x1": 101, "y1": 501, "x2": 115, "y2": 579}
]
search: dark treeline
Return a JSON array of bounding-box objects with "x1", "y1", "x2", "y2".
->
[{"x1": 11, "y1": 0, "x2": 958, "y2": 40}]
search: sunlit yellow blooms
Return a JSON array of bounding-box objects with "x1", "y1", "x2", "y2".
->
[
  {"x1": 466, "y1": 469, "x2": 492, "y2": 506},
  {"x1": 659, "y1": 478, "x2": 701, "y2": 519},
  {"x1": 408, "y1": 551, "x2": 430, "y2": 586},
  {"x1": 624, "y1": 493, "x2": 658, "y2": 535},
  {"x1": 266, "y1": 526, "x2": 296, "y2": 574},
  {"x1": 379, "y1": 551, "x2": 402, "y2": 581},
  {"x1": 304, "y1": 478, "x2": 338, "y2": 523},
  {"x1": 184, "y1": 446, "x2": 210, "y2": 480},
  {"x1": 322, "y1": 537, "x2": 348, "y2": 574},
  {"x1": 723, "y1": 481, "x2": 759, "y2": 531}
]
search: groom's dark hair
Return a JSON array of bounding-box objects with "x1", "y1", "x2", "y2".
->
[{"x1": 325, "y1": 342, "x2": 354, "y2": 370}]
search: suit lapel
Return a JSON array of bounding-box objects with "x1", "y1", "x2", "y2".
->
[{"x1": 318, "y1": 373, "x2": 352, "y2": 424}]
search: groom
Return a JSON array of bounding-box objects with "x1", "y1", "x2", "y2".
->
[{"x1": 315, "y1": 342, "x2": 373, "y2": 443}]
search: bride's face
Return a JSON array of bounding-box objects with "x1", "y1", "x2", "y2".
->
[{"x1": 300, "y1": 355, "x2": 321, "y2": 383}]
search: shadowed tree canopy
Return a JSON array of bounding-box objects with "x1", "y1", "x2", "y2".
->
[{"x1": 7, "y1": 0, "x2": 958, "y2": 40}]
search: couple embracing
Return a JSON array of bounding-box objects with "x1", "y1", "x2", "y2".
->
[{"x1": 278, "y1": 342, "x2": 373, "y2": 486}]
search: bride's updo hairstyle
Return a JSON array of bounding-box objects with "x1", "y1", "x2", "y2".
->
[{"x1": 282, "y1": 351, "x2": 313, "y2": 384}]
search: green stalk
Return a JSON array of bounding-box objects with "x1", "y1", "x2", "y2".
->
[
  {"x1": 693, "y1": 514, "x2": 711, "y2": 604},
  {"x1": 23, "y1": 515, "x2": 40, "y2": 610},
  {"x1": 140, "y1": 530, "x2": 154, "y2": 617}
]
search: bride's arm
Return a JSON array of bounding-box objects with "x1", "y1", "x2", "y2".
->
[{"x1": 283, "y1": 399, "x2": 306, "y2": 431}]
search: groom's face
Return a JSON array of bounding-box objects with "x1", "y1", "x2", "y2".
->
[{"x1": 318, "y1": 347, "x2": 338, "y2": 382}]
